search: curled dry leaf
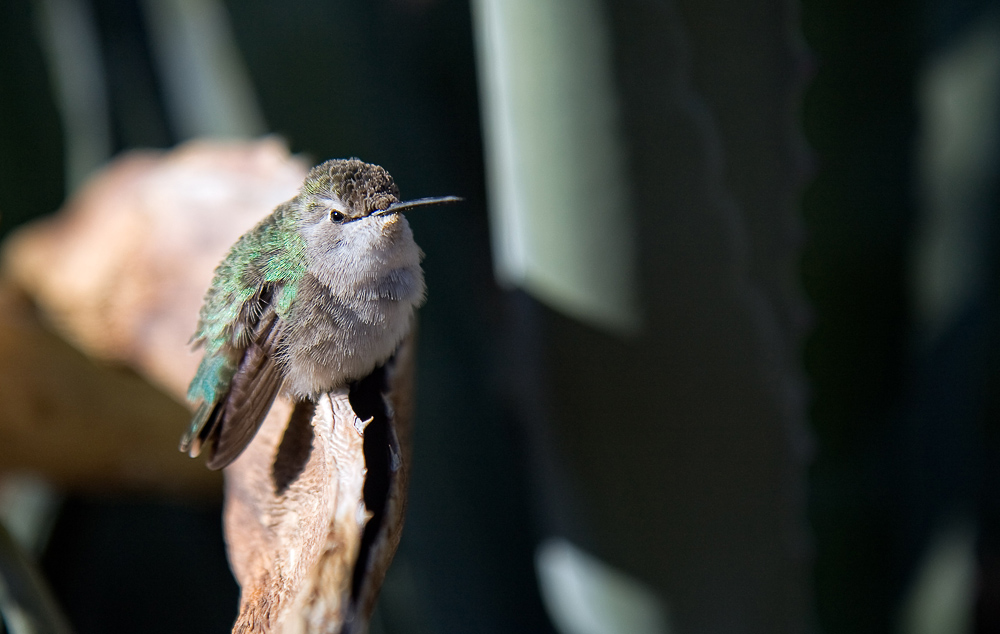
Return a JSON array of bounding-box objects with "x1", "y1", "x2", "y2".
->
[{"x1": 0, "y1": 139, "x2": 413, "y2": 631}]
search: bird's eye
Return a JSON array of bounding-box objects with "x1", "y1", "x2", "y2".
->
[{"x1": 330, "y1": 211, "x2": 346, "y2": 223}]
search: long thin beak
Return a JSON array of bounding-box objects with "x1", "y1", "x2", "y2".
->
[{"x1": 375, "y1": 196, "x2": 463, "y2": 215}]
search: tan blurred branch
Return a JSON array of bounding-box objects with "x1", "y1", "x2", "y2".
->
[{"x1": 0, "y1": 280, "x2": 214, "y2": 495}]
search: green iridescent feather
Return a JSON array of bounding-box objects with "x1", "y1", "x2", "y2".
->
[{"x1": 187, "y1": 202, "x2": 306, "y2": 407}]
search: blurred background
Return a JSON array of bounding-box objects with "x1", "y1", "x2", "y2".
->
[{"x1": 1, "y1": 0, "x2": 998, "y2": 633}]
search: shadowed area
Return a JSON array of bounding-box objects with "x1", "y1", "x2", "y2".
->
[
  {"x1": 271, "y1": 399, "x2": 316, "y2": 496},
  {"x1": 349, "y1": 364, "x2": 391, "y2": 604}
]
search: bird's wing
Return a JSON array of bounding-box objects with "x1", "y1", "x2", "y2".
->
[
  {"x1": 181, "y1": 202, "x2": 307, "y2": 468},
  {"x1": 181, "y1": 285, "x2": 286, "y2": 470}
]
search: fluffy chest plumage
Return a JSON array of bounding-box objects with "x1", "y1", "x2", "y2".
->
[{"x1": 277, "y1": 265, "x2": 424, "y2": 397}]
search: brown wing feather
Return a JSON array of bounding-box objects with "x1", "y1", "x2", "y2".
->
[{"x1": 204, "y1": 307, "x2": 285, "y2": 470}]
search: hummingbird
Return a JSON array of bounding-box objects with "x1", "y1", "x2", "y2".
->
[{"x1": 180, "y1": 158, "x2": 460, "y2": 469}]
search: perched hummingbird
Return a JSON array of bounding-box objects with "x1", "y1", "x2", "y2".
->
[{"x1": 181, "y1": 158, "x2": 459, "y2": 469}]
